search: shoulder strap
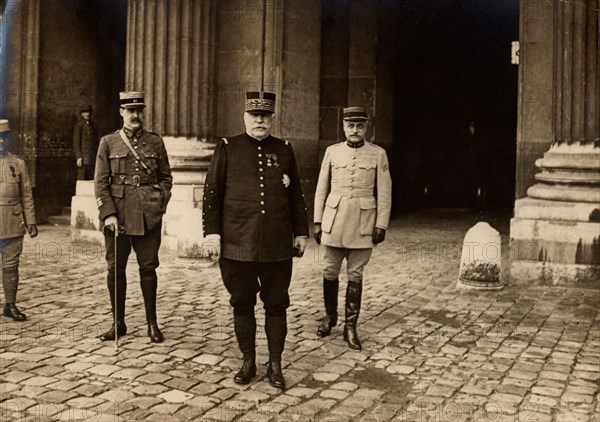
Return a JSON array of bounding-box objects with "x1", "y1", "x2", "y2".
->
[{"x1": 118, "y1": 129, "x2": 153, "y2": 175}]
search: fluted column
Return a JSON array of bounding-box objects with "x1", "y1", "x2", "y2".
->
[
  {"x1": 125, "y1": 0, "x2": 218, "y2": 259},
  {"x1": 527, "y1": 0, "x2": 600, "y2": 204},
  {"x1": 510, "y1": 0, "x2": 600, "y2": 286},
  {"x1": 125, "y1": 0, "x2": 217, "y2": 187}
]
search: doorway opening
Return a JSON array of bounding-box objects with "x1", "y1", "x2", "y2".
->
[{"x1": 390, "y1": 0, "x2": 519, "y2": 212}]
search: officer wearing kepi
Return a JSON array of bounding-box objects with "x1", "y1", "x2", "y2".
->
[
  {"x1": 313, "y1": 107, "x2": 392, "y2": 351},
  {"x1": 94, "y1": 91, "x2": 172, "y2": 343},
  {"x1": 203, "y1": 91, "x2": 309, "y2": 389},
  {"x1": 0, "y1": 119, "x2": 38, "y2": 321}
]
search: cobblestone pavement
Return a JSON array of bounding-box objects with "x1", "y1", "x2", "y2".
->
[{"x1": 1, "y1": 210, "x2": 598, "y2": 421}]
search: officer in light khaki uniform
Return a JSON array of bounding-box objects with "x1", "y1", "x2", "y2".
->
[
  {"x1": 313, "y1": 107, "x2": 392, "y2": 350},
  {"x1": 94, "y1": 92, "x2": 172, "y2": 343},
  {"x1": 0, "y1": 119, "x2": 38, "y2": 321}
]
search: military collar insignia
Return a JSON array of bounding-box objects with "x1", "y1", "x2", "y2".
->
[
  {"x1": 123, "y1": 126, "x2": 143, "y2": 139},
  {"x1": 346, "y1": 139, "x2": 365, "y2": 148},
  {"x1": 265, "y1": 153, "x2": 279, "y2": 167}
]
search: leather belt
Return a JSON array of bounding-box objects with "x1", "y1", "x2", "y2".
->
[{"x1": 111, "y1": 175, "x2": 157, "y2": 186}]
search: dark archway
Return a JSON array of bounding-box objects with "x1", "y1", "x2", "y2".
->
[{"x1": 391, "y1": 0, "x2": 519, "y2": 212}]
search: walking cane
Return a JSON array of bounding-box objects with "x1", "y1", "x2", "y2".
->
[{"x1": 114, "y1": 228, "x2": 119, "y2": 350}]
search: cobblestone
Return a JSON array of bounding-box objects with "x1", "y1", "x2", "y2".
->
[{"x1": 1, "y1": 214, "x2": 598, "y2": 422}]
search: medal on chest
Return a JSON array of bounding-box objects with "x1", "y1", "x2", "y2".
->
[{"x1": 265, "y1": 153, "x2": 279, "y2": 167}]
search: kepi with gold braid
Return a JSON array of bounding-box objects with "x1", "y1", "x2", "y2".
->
[{"x1": 245, "y1": 91, "x2": 276, "y2": 114}]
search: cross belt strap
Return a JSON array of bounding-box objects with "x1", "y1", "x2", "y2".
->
[{"x1": 118, "y1": 129, "x2": 153, "y2": 176}]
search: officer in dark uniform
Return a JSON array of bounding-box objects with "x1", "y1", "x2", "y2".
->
[
  {"x1": 203, "y1": 92, "x2": 309, "y2": 389},
  {"x1": 0, "y1": 119, "x2": 38, "y2": 321},
  {"x1": 94, "y1": 91, "x2": 172, "y2": 343},
  {"x1": 72, "y1": 104, "x2": 99, "y2": 180}
]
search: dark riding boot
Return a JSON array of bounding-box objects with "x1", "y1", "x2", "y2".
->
[
  {"x1": 233, "y1": 313, "x2": 257, "y2": 384},
  {"x1": 265, "y1": 314, "x2": 287, "y2": 389},
  {"x1": 140, "y1": 272, "x2": 163, "y2": 343},
  {"x1": 316, "y1": 277, "x2": 339, "y2": 337},
  {"x1": 343, "y1": 280, "x2": 362, "y2": 351},
  {"x1": 2, "y1": 268, "x2": 26, "y2": 321},
  {"x1": 98, "y1": 272, "x2": 127, "y2": 341}
]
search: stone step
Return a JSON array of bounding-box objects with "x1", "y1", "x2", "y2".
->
[
  {"x1": 47, "y1": 215, "x2": 71, "y2": 226},
  {"x1": 62, "y1": 206, "x2": 72, "y2": 216}
]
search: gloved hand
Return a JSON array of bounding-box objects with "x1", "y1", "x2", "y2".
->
[
  {"x1": 204, "y1": 234, "x2": 221, "y2": 259},
  {"x1": 372, "y1": 227, "x2": 386, "y2": 244},
  {"x1": 104, "y1": 215, "x2": 119, "y2": 232},
  {"x1": 76, "y1": 158, "x2": 83, "y2": 167},
  {"x1": 313, "y1": 223, "x2": 322, "y2": 245},
  {"x1": 27, "y1": 224, "x2": 38, "y2": 238},
  {"x1": 293, "y1": 236, "x2": 307, "y2": 257}
]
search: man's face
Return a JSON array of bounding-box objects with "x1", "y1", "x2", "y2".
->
[
  {"x1": 0, "y1": 133, "x2": 9, "y2": 156},
  {"x1": 343, "y1": 120, "x2": 368, "y2": 143},
  {"x1": 81, "y1": 111, "x2": 91, "y2": 120},
  {"x1": 244, "y1": 111, "x2": 273, "y2": 140},
  {"x1": 120, "y1": 107, "x2": 145, "y2": 130}
]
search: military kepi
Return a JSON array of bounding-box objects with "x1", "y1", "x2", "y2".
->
[
  {"x1": 119, "y1": 91, "x2": 145, "y2": 108},
  {"x1": 0, "y1": 119, "x2": 9, "y2": 133},
  {"x1": 343, "y1": 106, "x2": 368, "y2": 122},
  {"x1": 245, "y1": 91, "x2": 276, "y2": 114}
]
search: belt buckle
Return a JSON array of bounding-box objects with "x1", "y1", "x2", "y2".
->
[{"x1": 132, "y1": 175, "x2": 141, "y2": 186}]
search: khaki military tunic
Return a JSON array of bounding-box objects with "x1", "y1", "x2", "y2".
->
[
  {"x1": 0, "y1": 153, "x2": 36, "y2": 239},
  {"x1": 314, "y1": 141, "x2": 392, "y2": 249},
  {"x1": 94, "y1": 128, "x2": 172, "y2": 235}
]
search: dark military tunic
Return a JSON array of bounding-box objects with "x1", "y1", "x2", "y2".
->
[
  {"x1": 94, "y1": 128, "x2": 172, "y2": 235},
  {"x1": 203, "y1": 133, "x2": 309, "y2": 262},
  {"x1": 73, "y1": 115, "x2": 99, "y2": 179}
]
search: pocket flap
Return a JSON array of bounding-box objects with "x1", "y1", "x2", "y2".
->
[
  {"x1": 144, "y1": 152, "x2": 158, "y2": 159},
  {"x1": 359, "y1": 197, "x2": 377, "y2": 209},
  {"x1": 325, "y1": 194, "x2": 342, "y2": 208},
  {"x1": 357, "y1": 160, "x2": 377, "y2": 169},
  {"x1": 109, "y1": 152, "x2": 127, "y2": 159},
  {"x1": 110, "y1": 184, "x2": 124, "y2": 198}
]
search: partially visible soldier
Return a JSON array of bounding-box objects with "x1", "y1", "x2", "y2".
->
[
  {"x1": 94, "y1": 92, "x2": 172, "y2": 343},
  {"x1": 73, "y1": 104, "x2": 99, "y2": 180},
  {"x1": 313, "y1": 107, "x2": 392, "y2": 351},
  {"x1": 0, "y1": 119, "x2": 38, "y2": 321}
]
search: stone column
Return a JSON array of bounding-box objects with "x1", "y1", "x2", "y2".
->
[
  {"x1": 72, "y1": 0, "x2": 218, "y2": 261},
  {"x1": 511, "y1": 0, "x2": 600, "y2": 286},
  {"x1": 1, "y1": 0, "x2": 40, "y2": 182}
]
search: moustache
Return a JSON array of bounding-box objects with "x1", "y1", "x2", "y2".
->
[{"x1": 131, "y1": 118, "x2": 141, "y2": 123}]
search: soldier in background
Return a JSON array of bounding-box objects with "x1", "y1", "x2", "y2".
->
[
  {"x1": 73, "y1": 104, "x2": 99, "y2": 180},
  {"x1": 94, "y1": 92, "x2": 172, "y2": 343},
  {"x1": 203, "y1": 91, "x2": 309, "y2": 389},
  {"x1": 0, "y1": 119, "x2": 38, "y2": 321},
  {"x1": 313, "y1": 107, "x2": 392, "y2": 351}
]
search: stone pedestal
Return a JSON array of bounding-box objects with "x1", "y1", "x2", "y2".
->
[
  {"x1": 511, "y1": 0, "x2": 599, "y2": 287},
  {"x1": 70, "y1": 138, "x2": 216, "y2": 263},
  {"x1": 457, "y1": 222, "x2": 503, "y2": 290}
]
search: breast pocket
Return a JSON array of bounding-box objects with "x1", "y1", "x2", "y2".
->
[
  {"x1": 330, "y1": 162, "x2": 348, "y2": 186},
  {"x1": 357, "y1": 159, "x2": 377, "y2": 186},
  {"x1": 143, "y1": 151, "x2": 159, "y2": 172},
  {"x1": 108, "y1": 153, "x2": 127, "y2": 174},
  {"x1": 321, "y1": 194, "x2": 342, "y2": 233}
]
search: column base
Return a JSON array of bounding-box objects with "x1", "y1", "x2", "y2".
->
[
  {"x1": 510, "y1": 197, "x2": 600, "y2": 288},
  {"x1": 70, "y1": 181, "x2": 216, "y2": 263}
]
